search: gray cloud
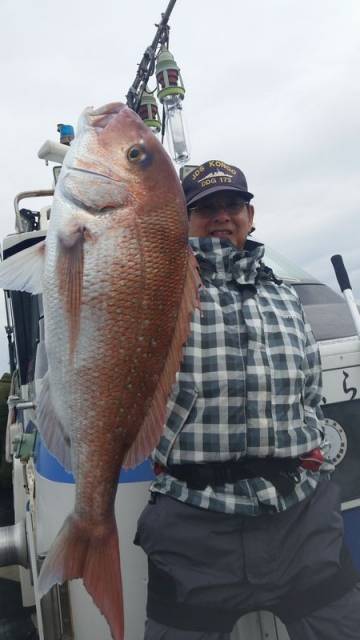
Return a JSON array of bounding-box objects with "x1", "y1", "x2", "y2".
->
[{"x1": 0, "y1": 0, "x2": 359, "y2": 372}]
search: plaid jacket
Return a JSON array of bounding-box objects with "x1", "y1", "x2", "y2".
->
[{"x1": 151, "y1": 238, "x2": 328, "y2": 515}]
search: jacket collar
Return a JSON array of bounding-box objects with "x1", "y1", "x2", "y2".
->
[{"x1": 189, "y1": 237, "x2": 265, "y2": 286}]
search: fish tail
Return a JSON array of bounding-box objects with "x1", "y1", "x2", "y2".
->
[{"x1": 38, "y1": 512, "x2": 124, "y2": 640}]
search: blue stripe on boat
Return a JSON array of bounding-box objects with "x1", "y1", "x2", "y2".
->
[{"x1": 35, "y1": 437, "x2": 155, "y2": 484}]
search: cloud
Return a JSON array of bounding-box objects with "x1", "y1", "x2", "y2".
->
[{"x1": 0, "y1": 0, "x2": 359, "y2": 372}]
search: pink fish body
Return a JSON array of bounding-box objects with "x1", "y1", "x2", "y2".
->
[{"x1": 0, "y1": 103, "x2": 199, "y2": 639}]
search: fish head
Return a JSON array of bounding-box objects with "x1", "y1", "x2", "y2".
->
[{"x1": 60, "y1": 102, "x2": 187, "y2": 230}]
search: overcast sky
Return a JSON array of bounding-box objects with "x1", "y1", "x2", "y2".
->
[{"x1": 0, "y1": 0, "x2": 359, "y2": 373}]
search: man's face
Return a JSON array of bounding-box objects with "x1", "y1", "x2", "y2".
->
[{"x1": 188, "y1": 192, "x2": 254, "y2": 250}]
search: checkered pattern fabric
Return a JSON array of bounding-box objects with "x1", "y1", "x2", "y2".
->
[{"x1": 151, "y1": 238, "x2": 328, "y2": 515}]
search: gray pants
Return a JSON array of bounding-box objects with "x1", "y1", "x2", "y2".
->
[
  {"x1": 144, "y1": 585, "x2": 360, "y2": 639},
  {"x1": 135, "y1": 480, "x2": 360, "y2": 640}
]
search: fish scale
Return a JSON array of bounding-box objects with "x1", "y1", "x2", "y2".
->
[{"x1": 0, "y1": 102, "x2": 200, "y2": 640}]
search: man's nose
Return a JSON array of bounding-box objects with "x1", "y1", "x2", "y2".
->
[{"x1": 213, "y1": 208, "x2": 231, "y2": 222}]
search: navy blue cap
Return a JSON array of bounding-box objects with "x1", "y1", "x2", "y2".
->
[{"x1": 182, "y1": 160, "x2": 254, "y2": 207}]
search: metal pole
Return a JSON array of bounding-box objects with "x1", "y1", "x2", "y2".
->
[{"x1": 331, "y1": 254, "x2": 360, "y2": 338}]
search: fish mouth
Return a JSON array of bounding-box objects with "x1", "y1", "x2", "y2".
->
[{"x1": 69, "y1": 166, "x2": 123, "y2": 183}]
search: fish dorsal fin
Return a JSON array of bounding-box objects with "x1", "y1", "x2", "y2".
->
[
  {"x1": 36, "y1": 373, "x2": 73, "y2": 473},
  {"x1": 123, "y1": 248, "x2": 201, "y2": 469},
  {"x1": 0, "y1": 240, "x2": 46, "y2": 294}
]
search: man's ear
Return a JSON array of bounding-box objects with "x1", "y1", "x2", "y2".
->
[{"x1": 247, "y1": 204, "x2": 255, "y2": 232}]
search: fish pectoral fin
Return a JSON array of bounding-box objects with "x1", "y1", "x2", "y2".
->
[
  {"x1": 0, "y1": 240, "x2": 46, "y2": 294},
  {"x1": 57, "y1": 221, "x2": 87, "y2": 355},
  {"x1": 57, "y1": 217, "x2": 93, "y2": 249},
  {"x1": 36, "y1": 373, "x2": 72, "y2": 472},
  {"x1": 123, "y1": 248, "x2": 201, "y2": 469},
  {"x1": 38, "y1": 513, "x2": 124, "y2": 640}
]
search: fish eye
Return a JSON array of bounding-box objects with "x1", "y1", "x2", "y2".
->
[{"x1": 127, "y1": 144, "x2": 147, "y2": 163}]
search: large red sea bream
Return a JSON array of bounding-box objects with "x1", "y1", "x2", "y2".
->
[{"x1": 0, "y1": 102, "x2": 200, "y2": 639}]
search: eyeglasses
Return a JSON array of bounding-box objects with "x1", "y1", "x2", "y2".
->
[{"x1": 188, "y1": 197, "x2": 248, "y2": 216}]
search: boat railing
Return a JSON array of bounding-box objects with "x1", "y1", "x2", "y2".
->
[{"x1": 14, "y1": 190, "x2": 54, "y2": 232}]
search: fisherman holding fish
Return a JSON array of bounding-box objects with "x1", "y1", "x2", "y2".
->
[
  {"x1": 136, "y1": 160, "x2": 360, "y2": 639},
  {"x1": 1, "y1": 104, "x2": 359, "y2": 640}
]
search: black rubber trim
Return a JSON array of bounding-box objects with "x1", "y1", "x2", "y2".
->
[{"x1": 3, "y1": 235, "x2": 46, "y2": 259}]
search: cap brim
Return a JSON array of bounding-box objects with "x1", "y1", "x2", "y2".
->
[{"x1": 187, "y1": 185, "x2": 254, "y2": 207}]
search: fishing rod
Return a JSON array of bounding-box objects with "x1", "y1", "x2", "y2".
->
[
  {"x1": 126, "y1": 0, "x2": 189, "y2": 165},
  {"x1": 331, "y1": 254, "x2": 360, "y2": 338},
  {"x1": 126, "y1": 0, "x2": 178, "y2": 113}
]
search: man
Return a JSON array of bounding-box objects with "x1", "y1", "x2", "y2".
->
[{"x1": 135, "y1": 160, "x2": 360, "y2": 639}]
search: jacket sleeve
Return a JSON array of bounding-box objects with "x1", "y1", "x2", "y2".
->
[{"x1": 301, "y1": 308, "x2": 325, "y2": 433}]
